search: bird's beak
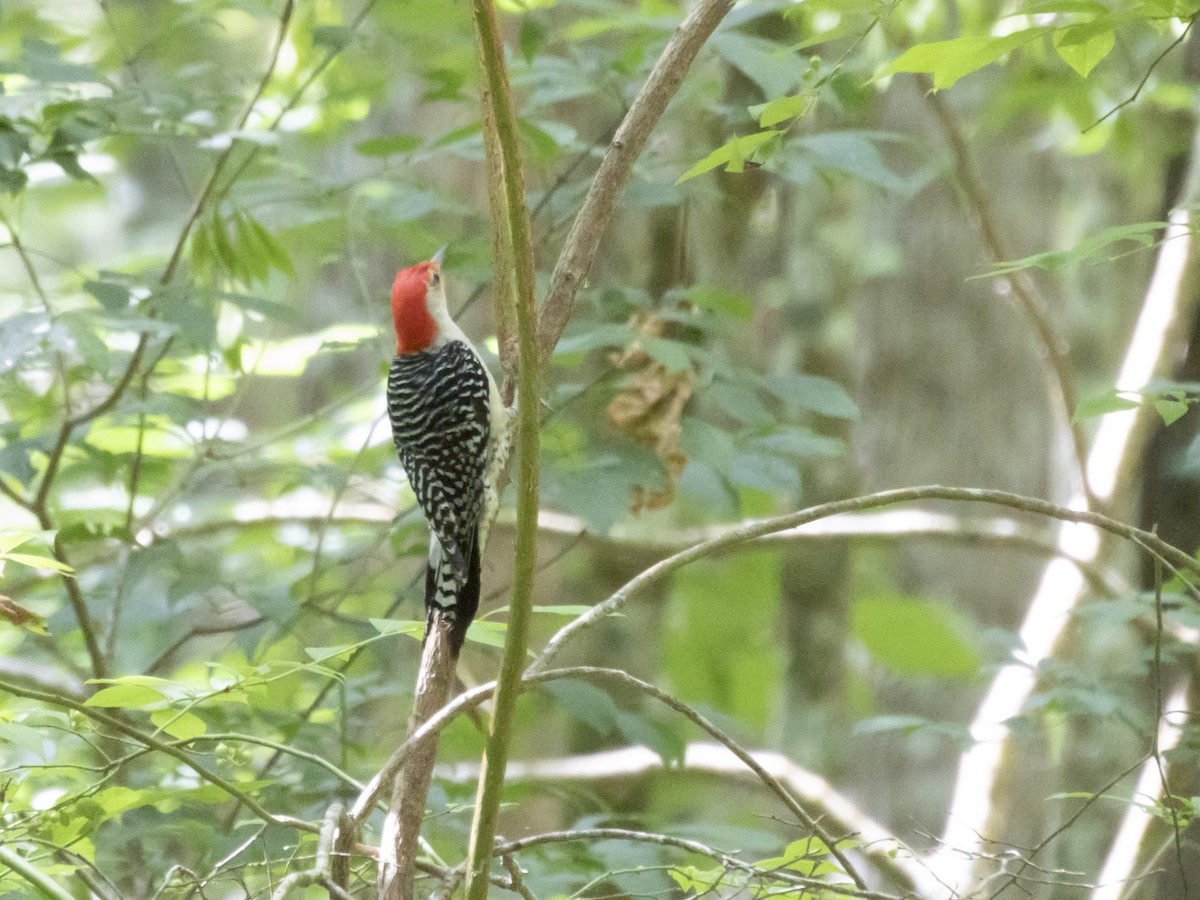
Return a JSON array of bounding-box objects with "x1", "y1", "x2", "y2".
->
[{"x1": 431, "y1": 246, "x2": 447, "y2": 265}]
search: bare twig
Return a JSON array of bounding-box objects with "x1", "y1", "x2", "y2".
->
[
  {"x1": 985, "y1": 754, "x2": 1151, "y2": 899},
  {"x1": 1086, "y1": 15, "x2": 1198, "y2": 133},
  {"x1": 536, "y1": 0, "x2": 736, "y2": 363},
  {"x1": 498, "y1": 854, "x2": 536, "y2": 900},
  {"x1": 270, "y1": 804, "x2": 353, "y2": 900},
  {"x1": 923, "y1": 83, "x2": 1094, "y2": 507}
]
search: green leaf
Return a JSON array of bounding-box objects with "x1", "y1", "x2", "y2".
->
[
  {"x1": 713, "y1": 32, "x2": 802, "y2": 98},
  {"x1": 46, "y1": 149, "x2": 96, "y2": 183},
  {"x1": 3, "y1": 552, "x2": 74, "y2": 574},
  {"x1": 884, "y1": 29, "x2": 1046, "y2": 89},
  {"x1": 304, "y1": 644, "x2": 359, "y2": 662},
  {"x1": 679, "y1": 418, "x2": 736, "y2": 473},
  {"x1": 519, "y1": 15, "x2": 546, "y2": 62},
  {"x1": 544, "y1": 680, "x2": 621, "y2": 736},
  {"x1": 764, "y1": 373, "x2": 860, "y2": 419},
  {"x1": 854, "y1": 714, "x2": 974, "y2": 748},
  {"x1": 751, "y1": 427, "x2": 843, "y2": 460},
  {"x1": 0, "y1": 532, "x2": 33, "y2": 554},
  {"x1": 0, "y1": 166, "x2": 28, "y2": 194},
  {"x1": 85, "y1": 685, "x2": 168, "y2": 708},
  {"x1": 1155, "y1": 397, "x2": 1191, "y2": 425},
  {"x1": 465, "y1": 619, "x2": 513, "y2": 650},
  {"x1": 987, "y1": 221, "x2": 1168, "y2": 276},
  {"x1": 668, "y1": 864, "x2": 728, "y2": 893},
  {"x1": 553, "y1": 323, "x2": 633, "y2": 356},
  {"x1": 756, "y1": 92, "x2": 813, "y2": 128},
  {"x1": 370, "y1": 618, "x2": 426, "y2": 639},
  {"x1": 1017, "y1": 0, "x2": 1110, "y2": 13},
  {"x1": 233, "y1": 213, "x2": 270, "y2": 284},
  {"x1": 1053, "y1": 21, "x2": 1116, "y2": 77},
  {"x1": 730, "y1": 450, "x2": 801, "y2": 493},
  {"x1": 11, "y1": 38, "x2": 105, "y2": 83},
  {"x1": 86, "y1": 418, "x2": 192, "y2": 458},
  {"x1": 677, "y1": 130, "x2": 782, "y2": 183},
  {"x1": 614, "y1": 708, "x2": 686, "y2": 766},
  {"x1": 1073, "y1": 389, "x2": 1140, "y2": 422},
  {"x1": 84, "y1": 280, "x2": 131, "y2": 312},
  {"x1": 0, "y1": 721, "x2": 50, "y2": 755},
  {"x1": 786, "y1": 131, "x2": 917, "y2": 195},
  {"x1": 151, "y1": 708, "x2": 206, "y2": 741},
  {"x1": 852, "y1": 594, "x2": 980, "y2": 678}
]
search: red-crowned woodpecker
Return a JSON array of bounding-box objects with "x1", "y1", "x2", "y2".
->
[{"x1": 387, "y1": 251, "x2": 509, "y2": 655}]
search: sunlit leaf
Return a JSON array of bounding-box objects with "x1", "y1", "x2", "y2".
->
[
  {"x1": 151, "y1": 708, "x2": 207, "y2": 740},
  {"x1": 884, "y1": 29, "x2": 1046, "y2": 89},
  {"x1": 370, "y1": 618, "x2": 426, "y2": 639},
  {"x1": 1155, "y1": 397, "x2": 1191, "y2": 426},
  {"x1": 756, "y1": 92, "x2": 813, "y2": 128},
  {"x1": 466, "y1": 619, "x2": 512, "y2": 650},
  {"x1": 987, "y1": 221, "x2": 1169, "y2": 275},
  {"x1": 677, "y1": 130, "x2": 782, "y2": 183},
  {"x1": 1053, "y1": 21, "x2": 1116, "y2": 77},
  {"x1": 3, "y1": 552, "x2": 74, "y2": 574},
  {"x1": 1073, "y1": 389, "x2": 1140, "y2": 422}
]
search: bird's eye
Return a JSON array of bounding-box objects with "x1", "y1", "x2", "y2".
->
[{"x1": 431, "y1": 272, "x2": 441, "y2": 286}]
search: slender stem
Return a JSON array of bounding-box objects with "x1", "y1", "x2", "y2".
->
[
  {"x1": 923, "y1": 85, "x2": 1094, "y2": 507},
  {"x1": 464, "y1": 0, "x2": 541, "y2": 895},
  {"x1": 0, "y1": 846, "x2": 75, "y2": 900},
  {"x1": 536, "y1": 0, "x2": 736, "y2": 364}
]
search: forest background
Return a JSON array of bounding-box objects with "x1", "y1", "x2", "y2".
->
[{"x1": 2, "y1": 0, "x2": 1200, "y2": 897}]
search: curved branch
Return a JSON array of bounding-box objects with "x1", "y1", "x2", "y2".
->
[
  {"x1": 492, "y1": 828, "x2": 904, "y2": 900},
  {"x1": 529, "y1": 485, "x2": 1200, "y2": 673},
  {"x1": 349, "y1": 667, "x2": 889, "y2": 891}
]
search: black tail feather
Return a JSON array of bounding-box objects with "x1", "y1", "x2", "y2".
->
[{"x1": 423, "y1": 530, "x2": 481, "y2": 657}]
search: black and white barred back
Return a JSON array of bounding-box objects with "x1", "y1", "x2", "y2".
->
[{"x1": 387, "y1": 340, "x2": 492, "y2": 650}]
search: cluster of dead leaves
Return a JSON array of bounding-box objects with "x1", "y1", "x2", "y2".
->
[
  {"x1": 1, "y1": 595, "x2": 46, "y2": 634},
  {"x1": 606, "y1": 312, "x2": 694, "y2": 515}
]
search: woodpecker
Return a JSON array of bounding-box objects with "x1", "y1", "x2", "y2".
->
[{"x1": 386, "y1": 250, "x2": 508, "y2": 655}]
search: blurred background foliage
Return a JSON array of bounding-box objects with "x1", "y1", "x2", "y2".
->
[{"x1": 2, "y1": 0, "x2": 1200, "y2": 896}]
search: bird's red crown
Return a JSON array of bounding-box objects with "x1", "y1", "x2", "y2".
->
[{"x1": 391, "y1": 260, "x2": 439, "y2": 354}]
